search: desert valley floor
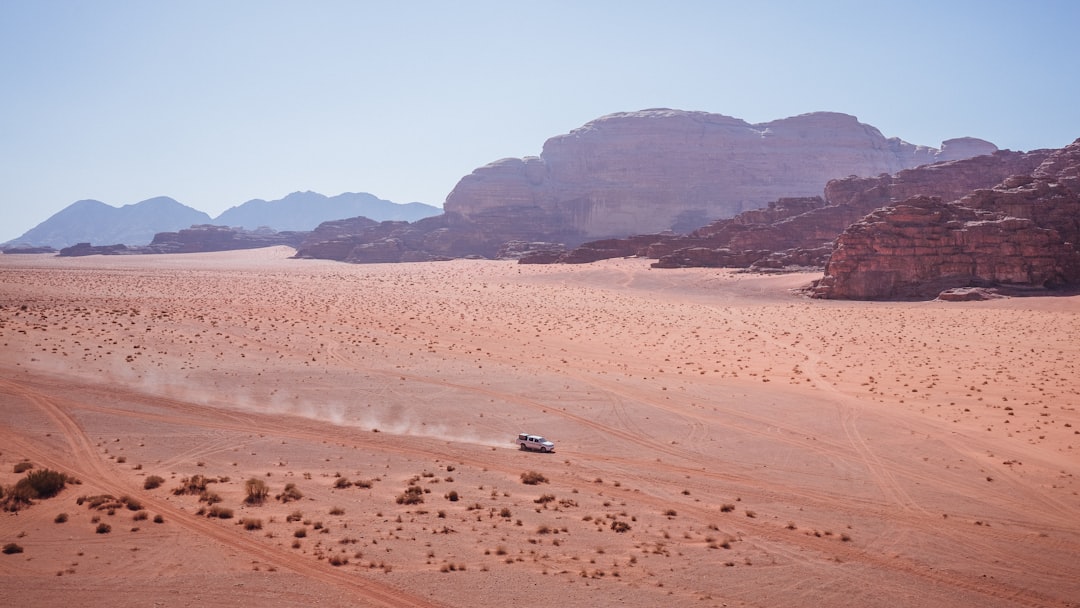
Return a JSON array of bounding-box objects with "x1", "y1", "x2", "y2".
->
[{"x1": 1, "y1": 246, "x2": 1078, "y2": 607}]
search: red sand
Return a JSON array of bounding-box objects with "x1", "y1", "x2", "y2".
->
[{"x1": 1, "y1": 247, "x2": 1078, "y2": 607}]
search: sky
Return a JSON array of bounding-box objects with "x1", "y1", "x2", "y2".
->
[{"x1": 2, "y1": 0, "x2": 1079, "y2": 243}]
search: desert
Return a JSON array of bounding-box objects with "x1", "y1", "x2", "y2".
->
[{"x1": 1, "y1": 247, "x2": 1078, "y2": 607}]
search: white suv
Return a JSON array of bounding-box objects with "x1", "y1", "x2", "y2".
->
[{"x1": 517, "y1": 433, "x2": 555, "y2": 453}]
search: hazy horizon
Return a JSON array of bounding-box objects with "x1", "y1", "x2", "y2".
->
[{"x1": 3, "y1": 0, "x2": 1079, "y2": 243}]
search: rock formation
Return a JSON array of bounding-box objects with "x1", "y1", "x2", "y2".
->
[
  {"x1": 58, "y1": 225, "x2": 306, "y2": 257},
  {"x1": 297, "y1": 109, "x2": 997, "y2": 263},
  {"x1": 446, "y1": 110, "x2": 994, "y2": 248},
  {"x1": 534, "y1": 149, "x2": 1048, "y2": 268},
  {"x1": 811, "y1": 140, "x2": 1080, "y2": 299}
]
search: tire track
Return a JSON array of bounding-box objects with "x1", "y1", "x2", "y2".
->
[{"x1": 0, "y1": 377, "x2": 446, "y2": 608}]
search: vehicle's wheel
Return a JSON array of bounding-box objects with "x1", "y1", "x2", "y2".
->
[{"x1": 519, "y1": 443, "x2": 526, "y2": 450}]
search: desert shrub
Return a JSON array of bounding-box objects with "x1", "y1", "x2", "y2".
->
[
  {"x1": 173, "y1": 474, "x2": 212, "y2": 496},
  {"x1": 535, "y1": 494, "x2": 555, "y2": 504},
  {"x1": 120, "y1": 495, "x2": 143, "y2": 511},
  {"x1": 276, "y1": 483, "x2": 303, "y2": 503},
  {"x1": 133, "y1": 511, "x2": 148, "y2": 521},
  {"x1": 286, "y1": 510, "x2": 303, "y2": 523},
  {"x1": 84, "y1": 495, "x2": 123, "y2": 511},
  {"x1": 396, "y1": 486, "x2": 424, "y2": 505},
  {"x1": 294, "y1": 528, "x2": 307, "y2": 538},
  {"x1": 241, "y1": 518, "x2": 263, "y2": 531},
  {"x1": 610, "y1": 520, "x2": 631, "y2": 533},
  {"x1": 329, "y1": 506, "x2": 344, "y2": 516},
  {"x1": 719, "y1": 504, "x2": 735, "y2": 513},
  {"x1": 663, "y1": 509, "x2": 677, "y2": 517},
  {"x1": 2, "y1": 542, "x2": 24, "y2": 554},
  {"x1": 207, "y1": 506, "x2": 233, "y2": 519},
  {"x1": 199, "y1": 491, "x2": 222, "y2": 505},
  {"x1": 354, "y1": 479, "x2": 373, "y2": 489},
  {"x1": 520, "y1": 471, "x2": 548, "y2": 485},
  {"x1": 445, "y1": 490, "x2": 459, "y2": 502},
  {"x1": 244, "y1": 478, "x2": 269, "y2": 505},
  {"x1": 16, "y1": 468, "x2": 69, "y2": 499},
  {"x1": 13, "y1": 461, "x2": 33, "y2": 474},
  {"x1": 328, "y1": 554, "x2": 348, "y2": 566},
  {"x1": 54, "y1": 512, "x2": 69, "y2": 523},
  {"x1": 96, "y1": 522, "x2": 112, "y2": 534},
  {"x1": 333, "y1": 477, "x2": 352, "y2": 489},
  {"x1": 153, "y1": 514, "x2": 164, "y2": 524},
  {"x1": 143, "y1": 475, "x2": 165, "y2": 490},
  {"x1": 499, "y1": 507, "x2": 512, "y2": 518}
]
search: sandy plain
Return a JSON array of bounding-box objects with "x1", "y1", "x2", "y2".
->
[{"x1": 0, "y1": 246, "x2": 1078, "y2": 607}]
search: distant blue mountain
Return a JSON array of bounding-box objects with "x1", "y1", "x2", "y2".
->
[
  {"x1": 5, "y1": 191, "x2": 441, "y2": 248},
  {"x1": 214, "y1": 191, "x2": 440, "y2": 231},
  {"x1": 8, "y1": 197, "x2": 212, "y2": 249}
]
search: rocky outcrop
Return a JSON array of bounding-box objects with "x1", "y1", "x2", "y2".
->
[
  {"x1": 545, "y1": 149, "x2": 1047, "y2": 268},
  {"x1": 497, "y1": 241, "x2": 568, "y2": 262},
  {"x1": 147, "y1": 225, "x2": 306, "y2": 253},
  {"x1": 812, "y1": 140, "x2": 1080, "y2": 299},
  {"x1": 58, "y1": 243, "x2": 134, "y2": 257},
  {"x1": 445, "y1": 110, "x2": 994, "y2": 248},
  {"x1": 57, "y1": 225, "x2": 306, "y2": 257},
  {"x1": 1, "y1": 246, "x2": 57, "y2": 254},
  {"x1": 293, "y1": 216, "x2": 463, "y2": 263},
  {"x1": 296, "y1": 109, "x2": 997, "y2": 263}
]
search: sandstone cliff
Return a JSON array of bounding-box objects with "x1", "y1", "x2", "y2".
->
[
  {"x1": 538, "y1": 149, "x2": 1046, "y2": 268},
  {"x1": 446, "y1": 110, "x2": 995, "y2": 247},
  {"x1": 811, "y1": 141, "x2": 1080, "y2": 299},
  {"x1": 58, "y1": 225, "x2": 306, "y2": 257},
  {"x1": 297, "y1": 109, "x2": 996, "y2": 263}
]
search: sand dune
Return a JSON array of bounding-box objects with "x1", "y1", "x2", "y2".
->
[{"x1": 1, "y1": 246, "x2": 1078, "y2": 607}]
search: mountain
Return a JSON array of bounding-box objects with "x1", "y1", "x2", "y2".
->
[
  {"x1": 296, "y1": 109, "x2": 998, "y2": 263},
  {"x1": 7, "y1": 197, "x2": 213, "y2": 249},
  {"x1": 6, "y1": 191, "x2": 441, "y2": 249},
  {"x1": 214, "y1": 191, "x2": 440, "y2": 231}
]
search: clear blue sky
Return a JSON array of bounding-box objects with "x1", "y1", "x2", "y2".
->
[{"x1": 2, "y1": 0, "x2": 1078, "y2": 243}]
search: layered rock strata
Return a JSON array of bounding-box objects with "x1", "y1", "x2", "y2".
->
[
  {"x1": 297, "y1": 109, "x2": 996, "y2": 263},
  {"x1": 812, "y1": 141, "x2": 1080, "y2": 299},
  {"x1": 57, "y1": 225, "x2": 306, "y2": 256},
  {"x1": 534, "y1": 150, "x2": 1047, "y2": 268}
]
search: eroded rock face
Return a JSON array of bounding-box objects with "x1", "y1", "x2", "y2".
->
[
  {"x1": 548, "y1": 149, "x2": 1045, "y2": 268},
  {"x1": 812, "y1": 140, "x2": 1080, "y2": 299},
  {"x1": 148, "y1": 225, "x2": 306, "y2": 253},
  {"x1": 446, "y1": 110, "x2": 995, "y2": 247},
  {"x1": 296, "y1": 109, "x2": 997, "y2": 263},
  {"x1": 57, "y1": 226, "x2": 307, "y2": 256}
]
